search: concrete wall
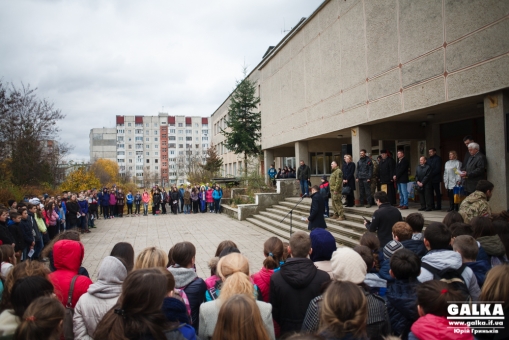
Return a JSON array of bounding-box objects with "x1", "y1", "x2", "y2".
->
[
  {"x1": 89, "y1": 128, "x2": 117, "y2": 162},
  {"x1": 259, "y1": 0, "x2": 509, "y2": 150}
]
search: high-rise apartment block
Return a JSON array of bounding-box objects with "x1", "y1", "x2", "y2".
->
[{"x1": 89, "y1": 113, "x2": 210, "y2": 187}]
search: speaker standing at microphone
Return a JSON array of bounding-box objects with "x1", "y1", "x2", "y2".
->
[{"x1": 305, "y1": 185, "x2": 327, "y2": 231}]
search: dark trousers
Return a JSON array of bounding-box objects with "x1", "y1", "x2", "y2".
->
[
  {"x1": 135, "y1": 203, "x2": 141, "y2": 214},
  {"x1": 127, "y1": 203, "x2": 133, "y2": 214},
  {"x1": 431, "y1": 182, "x2": 442, "y2": 209},
  {"x1": 180, "y1": 199, "x2": 184, "y2": 213},
  {"x1": 447, "y1": 189, "x2": 459, "y2": 211},
  {"x1": 103, "y1": 205, "x2": 109, "y2": 218},
  {"x1": 109, "y1": 204, "x2": 116, "y2": 216},
  {"x1": 192, "y1": 200, "x2": 199, "y2": 213},
  {"x1": 153, "y1": 203, "x2": 159, "y2": 215},
  {"x1": 345, "y1": 191, "x2": 354, "y2": 207},
  {"x1": 48, "y1": 224, "x2": 58, "y2": 240},
  {"x1": 358, "y1": 179, "x2": 372, "y2": 205},
  {"x1": 161, "y1": 202, "x2": 167, "y2": 214},
  {"x1": 214, "y1": 199, "x2": 221, "y2": 213},
  {"x1": 117, "y1": 205, "x2": 123, "y2": 217},
  {"x1": 387, "y1": 182, "x2": 396, "y2": 205},
  {"x1": 324, "y1": 198, "x2": 329, "y2": 216},
  {"x1": 418, "y1": 186, "x2": 433, "y2": 210}
]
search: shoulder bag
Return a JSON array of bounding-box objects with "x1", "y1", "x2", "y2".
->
[{"x1": 63, "y1": 275, "x2": 79, "y2": 340}]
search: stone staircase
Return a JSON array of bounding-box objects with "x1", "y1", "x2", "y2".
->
[{"x1": 246, "y1": 197, "x2": 373, "y2": 247}]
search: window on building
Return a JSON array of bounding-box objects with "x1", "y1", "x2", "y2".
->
[
  {"x1": 179, "y1": 144, "x2": 183, "y2": 148},
  {"x1": 127, "y1": 123, "x2": 131, "y2": 126},
  {"x1": 127, "y1": 130, "x2": 131, "y2": 134},
  {"x1": 169, "y1": 136, "x2": 176, "y2": 141},
  {"x1": 309, "y1": 152, "x2": 337, "y2": 175},
  {"x1": 155, "y1": 166, "x2": 159, "y2": 170},
  {"x1": 136, "y1": 129, "x2": 143, "y2": 134},
  {"x1": 154, "y1": 130, "x2": 158, "y2": 135},
  {"x1": 155, "y1": 159, "x2": 159, "y2": 163},
  {"x1": 135, "y1": 137, "x2": 143, "y2": 141},
  {"x1": 202, "y1": 143, "x2": 208, "y2": 148},
  {"x1": 202, "y1": 137, "x2": 208, "y2": 141},
  {"x1": 146, "y1": 152, "x2": 150, "y2": 156},
  {"x1": 128, "y1": 159, "x2": 132, "y2": 163},
  {"x1": 179, "y1": 151, "x2": 184, "y2": 155},
  {"x1": 154, "y1": 137, "x2": 158, "y2": 142},
  {"x1": 117, "y1": 151, "x2": 125, "y2": 155},
  {"x1": 154, "y1": 123, "x2": 157, "y2": 127},
  {"x1": 146, "y1": 159, "x2": 150, "y2": 163},
  {"x1": 155, "y1": 145, "x2": 158, "y2": 148},
  {"x1": 169, "y1": 143, "x2": 176, "y2": 148},
  {"x1": 195, "y1": 144, "x2": 199, "y2": 149},
  {"x1": 146, "y1": 145, "x2": 150, "y2": 149},
  {"x1": 178, "y1": 137, "x2": 183, "y2": 141},
  {"x1": 195, "y1": 123, "x2": 199, "y2": 127},
  {"x1": 170, "y1": 129, "x2": 175, "y2": 134},
  {"x1": 178, "y1": 130, "x2": 183, "y2": 134},
  {"x1": 118, "y1": 144, "x2": 125, "y2": 148},
  {"x1": 178, "y1": 123, "x2": 183, "y2": 127},
  {"x1": 186, "y1": 129, "x2": 192, "y2": 134},
  {"x1": 155, "y1": 152, "x2": 159, "y2": 156},
  {"x1": 202, "y1": 130, "x2": 208, "y2": 134},
  {"x1": 170, "y1": 150, "x2": 175, "y2": 155},
  {"x1": 146, "y1": 138, "x2": 149, "y2": 142},
  {"x1": 146, "y1": 123, "x2": 149, "y2": 127},
  {"x1": 146, "y1": 130, "x2": 150, "y2": 135},
  {"x1": 186, "y1": 137, "x2": 192, "y2": 141}
]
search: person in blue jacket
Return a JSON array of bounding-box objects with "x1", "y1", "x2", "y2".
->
[
  {"x1": 78, "y1": 194, "x2": 89, "y2": 234},
  {"x1": 268, "y1": 165, "x2": 277, "y2": 186},
  {"x1": 179, "y1": 185, "x2": 185, "y2": 213},
  {"x1": 100, "y1": 188, "x2": 110, "y2": 219},
  {"x1": 126, "y1": 190, "x2": 134, "y2": 217},
  {"x1": 212, "y1": 185, "x2": 223, "y2": 214}
]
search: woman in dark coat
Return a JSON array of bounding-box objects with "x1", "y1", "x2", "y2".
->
[
  {"x1": 170, "y1": 187, "x2": 180, "y2": 214},
  {"x1": 152, "y1": 190, "x2": 161, "y2": 215},
  {"x1": 342, "y1": 155, "x2": 356, "y2": 207},
  {"x1": 66, "y1": 195, "x2": 80, "y2": 229}
]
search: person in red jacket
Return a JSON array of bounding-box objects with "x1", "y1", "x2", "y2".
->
[
  {"x1": 205, "y1": 187, "x2": 214, "y2": 212},
  {"x1": 49, "y1": 240, "x2": 92, "y2": 308}
]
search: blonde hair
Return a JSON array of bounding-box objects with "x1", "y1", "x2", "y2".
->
[
  {"x1": 449, "y1": 150, "x2": 458, "y2": 159},
  {"x1": 344, "y1": 155, "x2": 352, "y2": 161},
  {"x1": 134, "y1": 247, "x2": 167, "y2": 270},
  {"x1": 480, "y1": 264, "x2": 509, "y2": 309},
  {"x1": 217, "y1": 253, "x2": 254, "y2": 303},
  {"x1": 319, "y1": 281, "x2": 367, "y2": 339}
]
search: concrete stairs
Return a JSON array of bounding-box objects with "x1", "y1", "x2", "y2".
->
[{"x1": 246, "y1": 197, "x2": 373, "y2": 248}]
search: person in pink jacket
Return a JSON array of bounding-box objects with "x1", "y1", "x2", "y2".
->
[
  {"x1": 142, "y1": 189, "x2": 150, "y2": 216},
  {"x1": 205, "y1": 187, "x2": 214, "y2": 212},
  {"x1": 108, "y1": 190, "x2": 117, "y2": 218},
  {"x1": 44, "y1": 202, "x2": 59, "y2": 240}
]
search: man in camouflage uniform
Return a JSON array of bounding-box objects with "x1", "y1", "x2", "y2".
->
[
  {"x1": 459, "y1": 180, "x2": 493, "y2": 223},
  {"x1": 329, "y1": 161, "x2": 346, "y2": 221},
  {"x1": 369, "y1": 154, "x2": 378, "y2": 206}
]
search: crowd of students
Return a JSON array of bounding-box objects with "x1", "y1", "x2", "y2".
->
[{"x1": 1, "y1": 192, "x2": 509, "y2": 339}]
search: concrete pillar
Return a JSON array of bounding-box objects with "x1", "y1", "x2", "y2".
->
[
  {"x1": 263, "y1": 149, "x2": 275, "y2": 184},
  {"x1": 295, "y1": 141, "x2": 309, "y2": 165},
  {"x1": 485, "y1": 92, "x2": 509, "y2": 212},
  {"x1": 351, "y1": 126, "x2": 372, "y2": 204}
]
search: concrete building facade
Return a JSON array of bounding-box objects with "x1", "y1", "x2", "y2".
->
[
  {"x1": 212, "y1": 0, "x2": 509, "y2": 211},
  {"x1": 90, "y1": 114, "x2": 210, "y2": 187}
]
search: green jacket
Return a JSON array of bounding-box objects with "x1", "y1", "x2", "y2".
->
[
  {"x1": 371, "y1": 159, "x2": 379, "y2": 180},
  {"x1": 459, "y1": 190, "x2": 491, "y2": 223},
  {"x1": 330, "y1": 167, "x2": 343, "y2": 194}
]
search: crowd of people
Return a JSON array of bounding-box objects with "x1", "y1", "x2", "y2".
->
[{"x1": 1, "y1": 182, "x2": 509, "y2": 339}]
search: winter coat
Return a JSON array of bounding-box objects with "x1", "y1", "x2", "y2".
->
[
  {"x1": 34, "y1": 214, "x2": 47, "y2": 233},
  {"x1": 205, "y1": 189, "x2": 214, "y2": 203},
  {"x1": 465, "y1": 260, "x2": 490, "y2": 288},
  {"x1": 199, "y1": 191, "x2": 206, "y2": 202},
  {"x1": 477, "y1": 235, "x2": 506, "y2": 257},
  {"x1": 459, "y1": 191, "x2": 492, "y2": 223},
  {"x1": 19, "y1": 218, "x2": 35, "y2": 246},
  {"x1": 364, "y1": 273, "x2": 387, "y2": 297},
  {"x1": 308, "y1": 192, "x2": 327, "y2": 230},
  {"x1": 443, "y1": 159, "x2": 462, "y2": 190},
  {"x1": 66, "y1": 201, "x2": 80, "y2": 227},
  {"x1": 415, "y1": 163, "x2": 431, "y2": 187},
  {"x1": 179, "y1": 188, "x2": 185, "y2": 200},
  {"x1": 142, "y1": 192, "x2": 150, "y2": 203},
  {"x1": 78, "y1": 199, "x2": 89, "y2": 215},
  {"x1": 199, "y1": 299, "x2": 275, "y2": 340},
  {"x1": 46, "y1": 209, "x2": 59, "y2": 226},
  {"x1": 462, "y1": 151, "x2": 487, "y2": 193},
  {"x1": 329, "y1": 167, "x2": 343, "y2": 194},
  {"x1": 409, "y1": 314, "x2": 473, "y2": 340},
  {"x1": 153, "y1": 193, "x2": 162, "y2": 206},
  {"x1": 377, "y1": 259, "x2": 394, "y2": 284},
  {"x1": 73, "y1": 256, "x2": 127, "y2": 339},
  {"x1": 0, "y1": 222, "x2": 14, "y2": 246},
  {"x1": 417, "y1": 249, "x2": 480, "y2": 301},
  {"x1": 297, "y1": 164, "x2": 311, "y2": 181},
  {"x1": 100, "y1": 191, "x2": 110, "y2": 206},
  {"x1": 394, "y1": 157, "x2": 410, "y2": 183},
  {"x1": 342, "y1": 162, "x2": 356, "y2": 191},
  {"x1": 190, "y1": 192, "x2": 199, "y2": 202},
  {"x1": 8, "y1": 222, "x2": 25, "y2": 252},
  {"x1": 167, "y1": 266, "x2": 206, "y2": 332},
  {"x1": 356, "y1": 156, "x2": 373, "y2": 180},
  {"x1": 170, "y1": 191, "x2": 179, "y2": 203},
  {"x1": 270, "y1": 258, "x2": 330, "y2": 335},
  {"x1": 314, "y1": 261, "x2": 333, "y2": 279},
  {"x1": 49, "y1": 240, "x2": 93, "y2": 308},
  {"x1": 319, "y1": 181, "x2": 330, "y2": 200},
  {"x1": 26, "y1": 212, "x2": 42, "y2": 242},
  {"x1": 251, "y1": 267, "x2": 275, "y2": 303},
  {"x1": 183, "y1": 191, "x2": 191, "y2": 205},
  {"x1": 401, "y1": 239, "x2": 428, "y2": 258},
  {"x1": 116, "y1": 193, "x2": 125, "y2": 206},
  {"x1": 162, "y1": 298, "x2": 197, "y2": 340},
  {"x1": 108, "y1": 193, "x2": 117, "y2": 206},
  {"x1": 386, "y1": 279, "x2": 419, "y2": 338},
  {"x1": 378, "y1": 157, "x2": 395, "y2": 184},
  {"x1": 366, "y1": 203, "x2": 403, "y2": 249},
  {"x1": 134, "y1": 194, "x2": 142, "y2": 204},
  {"x1": 212, "y1": 189, "x2": 222, "y2": 200},
  {"x1": 126, "y1": 193, "x2": 133, "y2": 204},
  {"x1": 427, "y1": 154, "x2": 442, "y2": 183}
]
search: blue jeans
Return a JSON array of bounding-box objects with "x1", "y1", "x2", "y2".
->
[
  {"x1": 33, "y1": 238, "x2": 43, "y2": 260},
  {"x1": 324, "y1": 198, "x2": 329, "y2": 216},
  {"x1": 143, "y1": 203, "x2": 148, "y2": 215},
  {"x1": 300, "y1": 180, "x2": 309, "y2": 196},
  {"x1": 397, "y1": 182, "x2": 409, "y2": 207}
]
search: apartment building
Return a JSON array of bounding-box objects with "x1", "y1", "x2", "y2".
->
[{"x1": 90, "y1": 113, "x2": 210, "y2": 187}]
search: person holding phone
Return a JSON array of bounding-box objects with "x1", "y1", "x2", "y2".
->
[{"x1": 363, "y1": 191, "x2": 402, "y2": 249}]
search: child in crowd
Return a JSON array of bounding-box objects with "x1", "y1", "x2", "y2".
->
[
  {"x1": 134, "y1": 246, "x2": 166, "y2": 270},
  {"x1": 408, "y1": 280, "x2": 472, "y2": 340},
  {"x1": 0, "y1": 245, "x2": 16, "y2": 278},
  {"x1": 14, "y1": 296, "x2": 65, "y2": 340},
  {"x1": 251, "y1": 237, "x2": 284, "y2": 302},
  {"x1": 205, "y1": 240, "x2": 238, "y2": 290},
  {"x1": 405, "y1": 212, "x2": 425, "y2": 240},
  {"x1": 452, "y1": 235, "x2": 490, "y2": 288},
  {"x1": 126, "y1": 190, "x2": 133, "y2": 216},
  {"x1": 393, "y1": 221, "x2": 427, "y2": 257},
  {"x1": 378, "y1": 239, "x2": 404, "y2": 282},
  {"x1": 354, "y1": 245, "x2": 387, "y2": 297},
  {"x1": 7, "y1": 212, "x2": 24, "y2": 263},
  {"x1": 206, "y1": 187, "x2": 214, "y2": 213},
  {"x1": 387, "y1": 249, "x2": 421, "y2": 338},
  {"x1": 359, "y1": 232, "x2": 381, "y2": 272},
  {"x1": 319, "y1": 176, "x2": 330, "y2": 218},
  {"x1": 309, "y1": 228, "x2": 336, "y2": 278}
]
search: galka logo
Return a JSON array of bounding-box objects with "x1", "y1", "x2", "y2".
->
[{"x1": 447, "y1": 302, "x2": 505, "y2": 335}]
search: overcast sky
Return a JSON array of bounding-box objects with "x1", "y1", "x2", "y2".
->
[{"x1": 0, "y1": 0, "x2": 323, "y2": 161}]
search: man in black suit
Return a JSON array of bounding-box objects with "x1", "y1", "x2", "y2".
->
[
  {"x1": 378, "y1": 150, "x2": 396, "y2": 205},
  {"x1": 427, "y1": 148, "x2": 443, "y2": 210},
  {"x1": 364, "y1": 191, "x2": 402, "y2": 249},
  {"x1": 460, "y1": 142, "x2": 487, "y2": 195},
  {"x1": 306, "y1": 185, "x2": 327, "y2": 231},
  {"x1": 393, "y1": 150, "x2": 410, "y2": 210}
]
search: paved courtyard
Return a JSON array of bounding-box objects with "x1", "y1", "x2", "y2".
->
[{"x1": 79, "y1": 213, "x2": 278, "y2": 281}]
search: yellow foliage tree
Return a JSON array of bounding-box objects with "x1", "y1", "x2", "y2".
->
[
  {"x1": 90, "y1": 159, "x2": 120, "y2": 187},
  {"x1": 60, "y1": 167, "x2": 101, "y2": 193}
]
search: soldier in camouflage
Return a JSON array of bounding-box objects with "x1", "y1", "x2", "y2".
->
[
  {"x1": 329, "y1": 161, "x2": 346, "y2": 221},
  {"x1": 459, "y1": 180, "x2": 493, "y2": 223}
]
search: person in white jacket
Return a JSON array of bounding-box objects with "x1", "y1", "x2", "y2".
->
[
  {"x1": 73, "y1": 256, "x2": 128, "y2": 339},
  {"x1": 443, "y1": 151, "x2": 462, "y2": 211}
]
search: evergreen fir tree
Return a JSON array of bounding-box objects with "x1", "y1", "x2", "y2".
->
[
  {"x1": 201, "y1": 143, "x2": 223, "y2": 175},
  {"x1": 221, "y1": 68, "x2": 261, "y2": 177}
]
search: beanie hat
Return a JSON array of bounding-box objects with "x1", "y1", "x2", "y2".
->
[
  {"x1": 7, "y1": 200, "x2": 15, "y2": 207},
  {"x1": 383, "y1": 240, "x2": 404, "y2": 260},
  {"x1": 162, "y1": 297, "x2": 189, "y2": 324},
  {"x1": 330, "y1": 248, "x2": 367, "y2": 284},
  {"x1": 321, "y1": 175, "x2": 327, "y2": 181},
  {"x1": 310, "y1": 229, "x2": 337, "y2": 262}
]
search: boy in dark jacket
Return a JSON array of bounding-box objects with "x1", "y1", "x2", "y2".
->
[
  {"x1": 393, "y1": 222, "x2": 427, "y2": 258},
  {"x1": 270, "y1": 231, "x2": 330, "y2": 336},
  {"x1": 8, "y1": 211, "x2": 25, "y2": 262},
  {"x1": 452, "y1": 235, "x2": 490, "y2": 288},
  {"x1": 387, "y1": 249, "x2": 421, "y2": 339},
  {"x1": 18, "y1": 208, "x2": 35, "y2": 261},
  {"x1": 306, "y1": 186, "x2": 326, "y2": 231},
  {"x1": 319, "y1": 176, "x2": 330, "y2": 217}
]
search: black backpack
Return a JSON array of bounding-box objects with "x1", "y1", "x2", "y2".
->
[{"x1": 421, "y1": 262, "x2": 471, "y2": 301}]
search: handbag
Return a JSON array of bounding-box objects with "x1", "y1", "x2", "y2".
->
[
  {"x1": 63, "y1": 275, "x2": 79, "y2": 340},
  {"x1": 341, "y1": 186, "x2": 352, "y2": 195}
]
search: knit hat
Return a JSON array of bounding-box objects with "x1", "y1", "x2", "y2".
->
[
  {"x1": 383, "y1": 240, "x2": 404, "y2": 260},
  {"x1": 7, "y1": 200, "x2": 15, "y2": 207},
  {"x1": 321, "y1": 175, "x2": 327, "y2": 181},
  {"x1": 330, "y1": 247, "x2": 367, "y2": 284},
  {"x1": 162, "y1": 297, "x2": 189, "y2": 324},
  {"x1": 310, "y1": 229, "x2": 337, "y2": 262}
]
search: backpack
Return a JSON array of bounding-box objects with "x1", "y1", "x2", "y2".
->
[{"x1": 421, "y1": 262, "x2": 471, "y2": 301}]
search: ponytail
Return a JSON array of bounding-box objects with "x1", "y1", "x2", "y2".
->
[
  {"x1": 14, "y1": 296, "x2": 64, "y2": 340},
  {"x1": 417, "y1": 280, "x2": 464, "y2": 317},
  {"x1": 93, "y1": 303, "x2": 128, "y2": 340},
  {"x1": 263, "y1": 237, "x2": 284, "y2": 270},
  {"x1": 220, "y1": 271, "x2": 254, "y2": 303}
]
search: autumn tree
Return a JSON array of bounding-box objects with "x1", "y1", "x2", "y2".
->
[
  {"x1": 221, "y1": 68, "x2": 261, "y2": 177},
  {"x1": 60, "y1": 166, "x2": 101, "y2": 193},
  {"x1": 90, "y1": 159, "x2": 120, "y2": 187}
]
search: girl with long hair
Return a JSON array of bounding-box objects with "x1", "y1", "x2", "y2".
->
[
  {"x1": 134, "y1": 247, "x2": 167, "y2": 270},
  {"x1": 14, "y1": 296, "x2": 65, "y2": 340}
]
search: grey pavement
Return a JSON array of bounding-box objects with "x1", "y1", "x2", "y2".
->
[{"x1": 80, "y1": 212, "x2": 279, "y2": 281}]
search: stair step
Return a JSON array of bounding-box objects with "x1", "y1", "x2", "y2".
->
[
  {"x1": 246, "y1": 218, "x2": 291, "y2": 241},
  {"x1": 271, "y1": 205, "x2": 366, "y2": 224}
]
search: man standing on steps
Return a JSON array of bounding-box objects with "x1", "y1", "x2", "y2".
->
[
  {"x1": 364, "y1": 191, "x2": 402, "y2": 249},
  {"x1": 306, "y1": 185, "x2": 327, "y2": 230},
  {"x1": 393, "y1": 150, "x2": 410, "y2": 210},
  {"x1": 329, "y1": 161, "x2": 346, "y2": 221},
  {"x1": 296, "y1": 160, "x2": 311, "y2": 197},
  {"x1": 356, "y1": 149, "x2": 373, "y2": 208}
]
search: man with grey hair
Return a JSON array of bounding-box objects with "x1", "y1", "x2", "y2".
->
[{"x1": 460, "y1": 142, "x2": 487, "y2": 195}]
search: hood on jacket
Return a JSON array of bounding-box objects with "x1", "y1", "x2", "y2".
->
[
  {"x1": 167, "y1": 266, "x2": 197, "y2": 288},
  {"x1": 401, "y1": 239, "x2": 428, "y2": 257},
  {"x1": 88, "y1": 256, "x2": 127, "y2": 299},
  {"x1": 465, "y1": 260, "x2": 490, "y2": 287},
  {"x1": 477, "y1": 235, "x2": 506, "y2": 257},
  {"x1": 53, "y1": 240, "x2": 84, "y2": 273},
  {"x1": 364, "y1": 273, "x2": 387, "y2": 288},
  {"x1": 279, "y1": 258, "x2": 319, "y2": 289},
  {"x1": 421, "y1": 249, "x2": 462, "y2": 270},
  {"x1": 411, "y1": 314, "x2": 472, "y2": 340}
]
